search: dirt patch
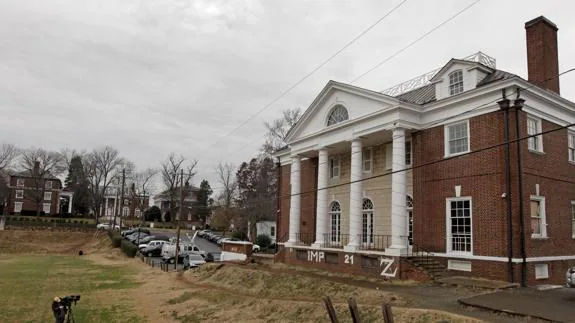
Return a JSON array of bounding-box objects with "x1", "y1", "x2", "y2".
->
[{"x1": 0, "y1": 230, "x2": 95, "y2": 254}]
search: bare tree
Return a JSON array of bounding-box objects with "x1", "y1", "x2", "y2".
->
[
  {"x1": 261, "y1": 107, "x2": 301, "y2": 155},
  {"x1": 84, "y1": 146, "x2": 125, "y2": 223},
  {"x1": 19, "y1": 148, "x2": 65, "y2": 216},
  {"x1": 130, "y1": 168, "x2": 157, "y2": 217},
  {"x1": 0, "y1": 144, "x2": 17, "y2": 171},
  {"x1": 160, "y1": 153, "x2": 198, "y2": 222},
  {"x1": 215, "y1": 162, "x2": 237, "y2": 208}
]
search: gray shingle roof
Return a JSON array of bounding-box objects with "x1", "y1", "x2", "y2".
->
[{"x1": 395, "y1": 69, "x2": 517, "y2": 105}]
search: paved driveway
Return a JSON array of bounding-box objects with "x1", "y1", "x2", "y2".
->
[{"x1": 459, "y1": 286, "x2": 575, "y2": 322}]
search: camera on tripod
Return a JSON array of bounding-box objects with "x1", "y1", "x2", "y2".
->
[{"x1": 59, "y1": 295, "x2": 81, "y2": 307}]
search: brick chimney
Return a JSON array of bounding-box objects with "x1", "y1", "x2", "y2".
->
[
  {"x1": 33, "y1": 161, "x2": 40, "y2": 176},
  {"x1": 525, "y1": 16, "x2": 560, "y2": 95}
]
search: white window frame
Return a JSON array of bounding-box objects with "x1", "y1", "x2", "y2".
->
[
  {"x1": 571, "y1": 201, "x2": 575, "y2": 239},
  {"x1": 362, "y1": 148, "x2": 372, "y2": 173},
  {"x1": 14, "y1": 201, "x2": 23, "y2": 213},
  {"x1": 329, "y1": 156, "x2": 340, "y2": 179},
  {"x1": 45, "y1": 181, "x2": 52, "y2": 189},
  {"x1": 15, "y1": 190, "x2": 23, "y2": 199},
  {"x1": 444, "y1": 120, "x2": 470, "y2": 157},
  {"x1": 122, "y1": 206, "x2": 129, "y2": 217},
  {"x1": 43, "y1": 203, "x2": 51, "y2": 214},
  {"x1": 535, "y1": 263, "x2": 549, "y2": 279},
  {"x1": 17, "y1": 178, "x2": 24, "y2": 187},
  {"x1": 448, "y1": 69, "x2": 464, "y2": 96},
  {"x1": 44, "y1": 192, "x2": 52, "y2": 201},
  {"x1": 568, "y1": 131, "x2": 575, "y2": 163},
  {"x1": 527, "y1": 116, "x2": 543, "y2": 153},
  {"x1": 405, "y1": 140, "x2": 412, "y2": 166},
  {"x1": 446, "y1": 197, "x2": 473, "y2": 255},
  {"x1": 530, "y1": 195, "x2": 547, "y2": 239},
  {"x1": 329, "y1": 201, "x2": 342, "y2": 245},
  {"x1": 135, "y1": 209, "x2": 141, "y2": 218}
]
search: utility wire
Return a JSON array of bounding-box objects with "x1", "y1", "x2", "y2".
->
[{"x1": 199, "y1": 1, "x2": 411, "y2": 153}]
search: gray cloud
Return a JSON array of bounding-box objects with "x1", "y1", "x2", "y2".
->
[{"x1": 1, "y1": 0, "x2": 574, "y2": 194}]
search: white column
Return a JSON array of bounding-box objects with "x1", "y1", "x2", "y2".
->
[
  {"x1": 313, "y1": 148, "x2": 329, "y2": 248},
  {"x1": 105, "y1": 198, "x2": 109, "y2": 216},
  {"x1": 345, "y1": 138, "x2": 362, "y2": 252},
  {"x1": 390, "y1": 127, "x2": 407, "y2": 252},
  {"x1": 68, "y1": 195, "x2": 73, "y2": 213},
  {"x1": 286, "y1": 155, "x2": 301, "y2": 245}
]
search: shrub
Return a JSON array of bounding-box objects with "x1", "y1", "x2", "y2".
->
[
  {"x1": 120, "y1": 239, "x2": 137, "y2": 257},
  {"x1": 255, "y1": 234, "x2": 271, "y2": 248},
  {"x1": 232, "y1": 231, "x2": 248, "y2": 241},
  {"x1": 110, "y1": 232, "x2": 122, "y2": 248}
]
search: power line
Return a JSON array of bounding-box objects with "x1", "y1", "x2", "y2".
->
[
  {"x1": 350, "y1": 0, "x2": 482, "y2": 84},
  {"x1": 199, "y1": 1, "x2": 411, "y2": 154}
]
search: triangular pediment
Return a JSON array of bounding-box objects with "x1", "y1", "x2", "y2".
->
[{"x1": 285, "y1": 81, "x2": 405, "y2": 143}]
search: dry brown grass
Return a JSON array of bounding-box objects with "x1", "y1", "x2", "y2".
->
[{"x1": 0, "y1": 230, "x2": 95, "y2": 254}]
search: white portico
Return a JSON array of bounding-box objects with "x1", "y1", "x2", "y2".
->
[{"x1": 277, "y1": 80, "x2": 419, "y2": 255}]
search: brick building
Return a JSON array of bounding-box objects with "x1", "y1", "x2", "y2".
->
[
  {"x1": 153, "y1": 186, "x2": 202, "y2": 228},
  {"x1": 5, "y1": 163, "x2": 66, "y2": 216},
  {"x1": 274, "y1": 16, "x2": 575, "y2": 285},
  {"x1": 101, "y1": 185, "x2": 150, "y2": 220}
]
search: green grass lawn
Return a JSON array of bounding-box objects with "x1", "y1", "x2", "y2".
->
[{"x1": 0, "y1": 255, "x2": 144, "y2": 323}]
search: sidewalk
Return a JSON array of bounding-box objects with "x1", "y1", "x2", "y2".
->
[{"x1": 458, "y1": 287, "x2": 575, "y2": 322}]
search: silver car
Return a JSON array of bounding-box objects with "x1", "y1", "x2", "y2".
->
[
  {"x1": 566, "y1": 267, "x2": 575, "y2": 287},
  {"x1": 183, "y1": 254, "x2": 206, "y2": 270}
]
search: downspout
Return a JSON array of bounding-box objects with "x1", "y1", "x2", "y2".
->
[
  {"x1": 513, "y1": 90, "x2": 527, "y2": 287},
  {"x1": 498, "y1": 91, "x2": 514, "y2": 284},
  {"x1": 275, "y1": 157, "x2": 282, "y2": 245}
]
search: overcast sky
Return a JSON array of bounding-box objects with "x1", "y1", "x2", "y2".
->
[{"x1": 1, "y1": 0, "x2": 574, "y2": 195}]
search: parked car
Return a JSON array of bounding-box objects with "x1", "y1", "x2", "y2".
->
[
  {"x1": 122, "y1": 227, "x2": 150, "y2": 237},
  {"x1": 183, "y1": 254, "x2": 207, "y2": 270},
  {"x1": 97, "y1": 223, "x2": 120, "y2": 230},
  {"x1": 140, "y1": 243, "x2": 164, "y2": 257},
  {"x1": 204, "y1": 252, "x2": 221, "y2": 262},
  {"x1": 566, "y1": 267, "x2": 575, "y2": 287},
  {"x1": 198, "y1": 230, "x2": 212, "y2": 238},
  {"x1": 138, "y1": 235, "x2": 170, "y2": 245},
  {"x1": 252, "y1": 244, "x2": 260, "y2": 253},
  {"x1": 161, "y1": 243, "x2": 206, "y2": 264},
  {"x1": 127, "y1": 232, "x2": 150, "y2": 244},
  {"x1": 138, "y1": 240, "x2": 167, "y2": 251}
]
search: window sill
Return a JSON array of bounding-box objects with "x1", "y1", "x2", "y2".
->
[
  {"x1": 528, "y1": 149, "x2": 545, "y2": 155},
  {"x1": 569, "y1": 161, "x2": 575, "y2": 165},
  {"x1": 531, "y1": 236, "x2": 549, "y2": 240},
  {"x1": 444, "y1": 151, "x2": 470, "y2": 159}
]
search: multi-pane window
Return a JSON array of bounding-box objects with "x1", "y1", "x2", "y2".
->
[
  {"x1": 530, "y1": 196, "x2": 546, "y2": 238},
  {"x1": 135, "y1": 209, "x2": 141, "y2": 218},
  {"x1": 15, "y1": 190, "x2": 23, "y2": 199},
  {"x1": 362, "y1": 149, "x2": 372, "y2": 172},
  {"x1": 448, "y1": 198, "x2": 472, "y2": 254},
  {"x1": 445, "y1": 121, "x2": 469, "y2": 156},
  {"x1": 407, "y1": 195, "x2": 414, "y2": 245},
  {"x1": 270, "y1": 226, "x2": 276, "y2": 237},
  {"x1": 326, "y1": 105, "x2": 349, "y2": 126},
  {"x1": 14, "y1": 202, "x2": 23, "y2": 213},
  {"x1": 44, "y1": 192, "x2": 52, "y2": 201},
  {"x1": 45, "y1": 181, "x2": 52, "y2": 189},
  {"x1": 571, "y1": 202, "x2": 575, "y2": 238},
  {"x1": 448, "y1": 70, "x2": 464, "y2": 95},
  {"x1": 527, "y1": 116, "x2": 543, "y2": 152},
  {"x1": 329, "y1": 201, "x2": 341, "y2": 244},
  {"x1": 405, "y1": 141, "x2": 412, "y2": 165},
  {"x1": 17, "y1": 179, "x2": 24, "y2": 187},
  {"x1": 330, "y1": 157, "x2": 340, "y2": 178},
  {"x1": 122, "y1": 207, "x2": 129, "y2": 217},
  {"x1": 569, "y1": 132, "x2": 575, "y2": 162},
  {"x1": 43, "y1": 203, "x2": 51, "y2": 214},
  {"x1": 362, "y1": 199, "x2": 374, "y2": 244}
]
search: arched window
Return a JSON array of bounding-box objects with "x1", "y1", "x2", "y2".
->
[
  {"x1": 329, "y1": 201, "x2": 341, "y2": 244},
  {"x1": 406, "y1": 195, "x2": 413, "y2": 245},
  {"x1": 362, "y1": 198, "x2": 374, "y2": 245},
  {"x1": 326, "y1": 105, "x2": 349, "y2": 126},
  {"x1": 122, "y1": 206, "x2": 129, "y2": 217},
  {"x1": 448, "y1": 70, "x2": 464, "y2": 95}
]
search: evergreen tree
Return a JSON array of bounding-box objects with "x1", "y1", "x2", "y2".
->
[
  {"x1": 197, "y1": 179, "x2": 213, "y2": 223},
  {"x1": 65, "y1": 156, "x2": 90, "y2": 215}
]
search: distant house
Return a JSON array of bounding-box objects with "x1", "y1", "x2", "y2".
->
[
  {"x1": 101, "y1": 185, "x2": 150, "y2": 220},
  {"x1": 5, "y1": 162, "x2": 69, "y2": 216},
  {"x1": 256, "y1": 221, "x2": 277, "y2": 243},
  {"x1": 153, "y1": 185, "x2": 201, "y2": 228}
]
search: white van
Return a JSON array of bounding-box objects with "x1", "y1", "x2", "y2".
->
[{"x1": 161, "y1": 242, "x2": 206, "y2": 264}]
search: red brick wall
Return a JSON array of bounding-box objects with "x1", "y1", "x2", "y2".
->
[
  {"x1": 412, "y1": 112, "x2": 507, "y2": 257},
  {"x1": 7, "y1": 176, "x2": 62, "y2": 215}
]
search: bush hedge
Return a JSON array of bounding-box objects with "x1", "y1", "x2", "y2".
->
[
  {"x1": 108, "y1": 231, "x2": 122, "y2": 248},
  {"x1": 255, "y1": 234, "x2": 271, "y2": 248},
  {"x1": 6, "y1": 216, "x2": 92, "y2": 225},
  {"x1": 232, "y1": 231, "x2": 247, "y2": 240},
  {"x1": 120, "y1": 239, "x2": 138, "y2": 258}
]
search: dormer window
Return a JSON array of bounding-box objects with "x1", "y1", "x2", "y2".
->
[
  {"x1": 448, "y1": 70, "x2": 464, "y2": 95},
  {"x1": 326, "y1": 105, "x2": 349, "y2": 126}
]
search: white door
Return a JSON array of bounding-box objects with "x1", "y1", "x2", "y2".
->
[{"x1": 362, "y1": 199, "x2": 374, "y2": 245}]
